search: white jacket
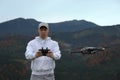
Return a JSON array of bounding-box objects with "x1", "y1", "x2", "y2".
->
[{"x1": 25, "y1": 36, "x2": 61, "y2": 75}]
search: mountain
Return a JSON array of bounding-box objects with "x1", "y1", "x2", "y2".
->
[
  {"x1": 0, "y1": 18, "x2": 99, "y2": 36},
  {"x1": 0, "y1": 18, "x2": 39, "y2": 36},
  {"x1": 0, "y1": 18, "x2": 120, "y2": 80},
  {"x1": 52, "y1": 25, "x2": 120, "y2": 46}
]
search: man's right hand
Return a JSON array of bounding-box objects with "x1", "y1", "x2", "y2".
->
[{"x1": 35, "y1": 51, "x2": 42, "y2": 58}]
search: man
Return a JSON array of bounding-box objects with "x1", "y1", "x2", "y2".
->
[{"x1": 25, "y1": 22, "x2": 61, "y2": 80}]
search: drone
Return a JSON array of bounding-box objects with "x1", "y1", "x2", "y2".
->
[{"x1": 71, "y1": 47, "x2": 105, "y2": 55}]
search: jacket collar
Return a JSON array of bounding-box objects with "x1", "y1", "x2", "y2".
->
[{"x1": 35, "y1": 36, "x2": 51, "y2": 40}]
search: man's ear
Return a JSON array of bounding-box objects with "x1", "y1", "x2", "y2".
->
[
  {"x1": 38, "y1": 29, "x2": 40, "y2": 33},
  {"x1": 47, "y1": 28, "x2": 49, "y2": 33}
]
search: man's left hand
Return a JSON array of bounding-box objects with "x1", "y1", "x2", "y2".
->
[{"x1": 47, "y1": 51, "x2": 54, "y2": 59}]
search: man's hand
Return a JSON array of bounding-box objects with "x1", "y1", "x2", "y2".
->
[
  {"x1": 35, "y1": 51, "x2": 42, "y2": 58},
  {"x1": 47, "y1": 51, "x2": 54, "y2": 59}
]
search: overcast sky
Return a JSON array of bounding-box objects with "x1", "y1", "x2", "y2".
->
[{"x1": 0, "y1": 0, "x2": 120, "y2": 25}]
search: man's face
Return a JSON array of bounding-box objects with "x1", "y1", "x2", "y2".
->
[{"x1": 38, "y1": 26, "x2": 49, "y2": 39}]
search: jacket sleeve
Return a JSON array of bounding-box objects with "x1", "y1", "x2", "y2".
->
[
  {"x1": 52, "y1": 42, "x2": 61, "y2": 60},
  {"x1": 25, "y1": 41, "x2": 36, "y2": 60}
]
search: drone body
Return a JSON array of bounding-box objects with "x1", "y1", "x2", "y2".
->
[{"x1": 71, "y1": 47, "x2": 105, "y2": 54}]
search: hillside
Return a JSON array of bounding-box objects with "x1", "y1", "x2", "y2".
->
[{"x1": 0, "y1": 33, "x2": 120, "y2": 80}]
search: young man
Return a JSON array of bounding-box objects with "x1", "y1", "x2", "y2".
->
[{"x1": 25, "y1": 22, "x2": 61, "y2": 80}]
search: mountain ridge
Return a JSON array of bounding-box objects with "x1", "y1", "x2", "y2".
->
[{"x1": 0, "y1": 18, "x2": 100, "y2": 36}]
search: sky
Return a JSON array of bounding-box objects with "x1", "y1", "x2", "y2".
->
[{"x1": 0, "y1": 0, "x2": 120, "y2": 26}]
